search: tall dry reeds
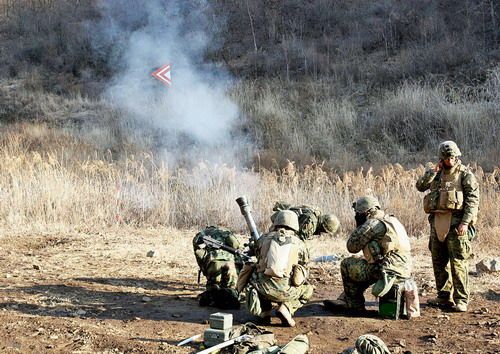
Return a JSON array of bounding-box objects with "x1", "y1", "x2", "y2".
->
[{"x1": 0, "y1": 124, "x2": 498, "y2": 255}]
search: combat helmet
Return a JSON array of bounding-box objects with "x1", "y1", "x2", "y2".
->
[
  {"x1": 319, "y1": 214, "x2": 340, "y2": 234},
  {"x1": 353, "y1": 196, "x2": 381, "y2": 214},
  {"x1": 354, "y1": 334, "x2": 391, "y2": 354},
  {"x1": 438, "y1": 140, "x2": 462, "y2": 159},
  {"x1": 272, "y1": 210, "x2": 299, "y2": 232}
]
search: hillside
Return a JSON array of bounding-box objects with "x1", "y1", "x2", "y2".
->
[{"x1": 0, "y1": 0, "x2": 498, "y2": 170}]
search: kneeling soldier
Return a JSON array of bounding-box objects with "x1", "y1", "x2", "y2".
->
[
  {"x1": 325, "y1": 196, "x2": 412, "y2": 313},
  {"x1": 245, "y1": 210, "x2": 314, "y2": 327},
  {"x1": 193, "y1": 226, "x2": 241, "y2": 309}
]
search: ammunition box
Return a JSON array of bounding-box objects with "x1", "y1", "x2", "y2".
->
[
  {"x1": 203, "y1": 327, "x2": 232, "y2": 347},
  {"x1": 378, "y1": 282, "x2": 407, "y2": 320},
  {"x1": 209, "y1": 312, "x2": 233, "y2": 330}
]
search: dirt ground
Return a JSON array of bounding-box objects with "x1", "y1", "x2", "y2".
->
[{"x1": 0, "y1": 228, "x2": 498, "y2": 353}]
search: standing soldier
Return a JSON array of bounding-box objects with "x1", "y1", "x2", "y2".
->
[
  {"x1": 193, "y1": 226, "x2": 241, "y2": 309},
  {"x1": 271, "y1": 202, "x2": 340, "y2": 240},
  {"x1": 416, "y1": 141, "x2": 479, "y2": 312},
  {"x1": 245, "y1": 210, "x2": 314, "y2": 327},
  {"x1": 324, "y1": 196, "x2": 412, "y2": 313}
]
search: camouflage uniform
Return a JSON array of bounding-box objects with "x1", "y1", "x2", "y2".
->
[
  {"x1": 247, "y1": 211, "x2": 314, "y2": 326},
  {"x1": 340, "y1": 205, "x2": 412, "y2": 310},
  {"x1": 416, "y1": 153, "x2": 479, "y2": 307},
  {"x1": 193, "y1": 226, "x2": 241, "y2": 308},
  {"x1": 271, "y1": 202, "x2": 339, "y2": 240}
]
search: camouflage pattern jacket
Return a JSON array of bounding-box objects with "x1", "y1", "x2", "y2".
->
[
  {"x1": 347, "y1": 210, "x2": 412, "y2": 279},
  {"x1": 271, "y1": 202, "x2": 321, "y2": 240}
]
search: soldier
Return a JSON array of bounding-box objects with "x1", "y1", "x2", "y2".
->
[
  {"x1": 271, "y1": 202, "x2": 340, "y2": 240},
  {"x1": 245, "y1": 210, "x2": 314, "y2": 327},
  {"x1": 192, "y1": 226, "x2": 241, "y2": 309},
  {"x1": 416, "y1": 141, "x2": 479, "y2": 312},
  {"x1": 324, "y1": 196, "x2": 412, "y2": 313}
]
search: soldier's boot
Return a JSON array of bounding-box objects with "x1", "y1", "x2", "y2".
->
[
  {"x1": 453, "y1": 301, "x2": 468, "y2": 312},
  {"x1": 323, "y1": 292, "x2": 352, "y2": 313},
  {"x1": 427, "y1": 297, "x2": 454, "y2": 308},
  {"x1": 276, "y1": 304, "x2": 295, "y2": 327}
]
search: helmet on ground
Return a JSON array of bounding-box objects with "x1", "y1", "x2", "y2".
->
[
  {"x1": 438, "y1": 140, "x2": 461, "y2": 159},
  {"x1": 353, "y1": 196, "x2": 381, "y2": 214},
  {"x1": 355, "y1": 334, "x2": 391, "y2": 354},
  {"x1": 272, "y1": 210, "x2": 299, "y2": 232},
  {"x1": 319, "y1": 214, "x2": 340, "y2": 234}
]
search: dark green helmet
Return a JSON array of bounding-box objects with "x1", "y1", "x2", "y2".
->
[{"x1": 319, "y1": 214, "x2": 340, "y2": 234}]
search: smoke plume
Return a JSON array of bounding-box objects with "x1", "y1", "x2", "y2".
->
[{"x1": 93, "y1": 0, "x2": 246, "y2": 166}]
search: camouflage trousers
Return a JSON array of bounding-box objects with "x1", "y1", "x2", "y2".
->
[
  {"x1": 204, "y1": 260, "x2": 238, "y2": 291},
  {"x1": 340, "y1": 257, "x2": 382, "y2": 310},
  {"x1": 249, "y1": 272, "x2": 314, "y2": 316},
  {"x1": 429, "y1": 222, "x2": 472, "y2": 304}
]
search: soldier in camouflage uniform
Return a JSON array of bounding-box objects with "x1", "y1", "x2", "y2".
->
[
  {"x1": 193, "y1": 226, "x2": 241, "y2": 309},
  {"x1": 271, "y1": 202, "x2": 340, "y2": 240},
  {"x1": 416, "y1": 141, "x2": 479, "y2": 312},
  {"x1": 246, "y1": 210, "x2": 314, "y2": 327},
  {"x1": 324, "y1": 196, "x2": 412, "y2": 313}
]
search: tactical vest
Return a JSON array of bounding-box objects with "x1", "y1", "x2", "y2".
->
[
  {"x1": 424, "y1": 165, "x2": 465, "y2": 213},
  {"x1": 363, "y1": 214, "x2": 411, "y2": 264},
  {"x1": 193, "y1": 226, "x2": 240, "y2": 275},
  {"x1": 256, "y1": 229, "x2": 299, "y2": 278}
]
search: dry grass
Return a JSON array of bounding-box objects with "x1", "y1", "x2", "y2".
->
[
  {"x1": 0, "y1": 123, "x2": 498, "y2": 256},
  {"x1": 233, "y1": 66, "x2": 500, "y2": 170}
]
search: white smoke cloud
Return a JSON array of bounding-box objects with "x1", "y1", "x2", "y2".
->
[{"x1": 94, "y1": 0, "x2": 247, "y2": 166}]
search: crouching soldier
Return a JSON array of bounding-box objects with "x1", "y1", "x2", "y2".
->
[
  {"x1": 271, "y1": 202, "x2": 340, "y2": 240},
  {"x1": 324, "y1": 196, "x2": 412, "y2": 313},
  {"x1": 244, "y1": 210, "x2": 314, "y2": 327},
  {"x1": 193, "y1": 226, "x2": 241, "y2": 309}
]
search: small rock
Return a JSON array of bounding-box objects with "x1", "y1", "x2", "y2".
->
[
  {"x1": 11, "y1": 304, "x2": 18, "y2": 310},
  {"x1": 76, "y1": 309, "x2": 87, "y2": 316},
  {"x1": 398, "y1": 339, "x2": 406, "y2": 347},
  {"x1": 33, "y1": 264, "x2": 40, "y2": 270},
  {"x1": 171, "y1": 313, "x2": 181, "y2": 318},
  {"x1": 142, "y1": 296, "x2": 152, "y2": 302},
  {"x1": 5, "y1": 274, "x2": 11, "y2": 278},
  {"x1": 134, "y1": 317, "x2": 141, "y2": 321},
  {"x1": 476, "y1": 258, "x2": 499, "y2": 274},
  {"x1": 49, "y1": 335, "x2": 58, "y2": 340},
  {"x1": 437, "y1": 314, "x2": 450, "y2": 320},
  {"x1": 146, "y1": 250, "x2": 155, "y2": 257}
]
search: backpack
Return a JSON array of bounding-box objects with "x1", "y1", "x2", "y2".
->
[{"x1": 257, "y1": 230, "x2": 299, "y2": 278}]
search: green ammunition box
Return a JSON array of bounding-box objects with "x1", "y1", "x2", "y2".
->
[
  {"x1": 203, "y1": 327, "x2": 232, "y2": 347},
  {"x1": 209, "y1": 312, "x2": 233, "y2": 330},
  {"x1": 378, "y1": 282, "x2": 407, "y2": 320}
]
